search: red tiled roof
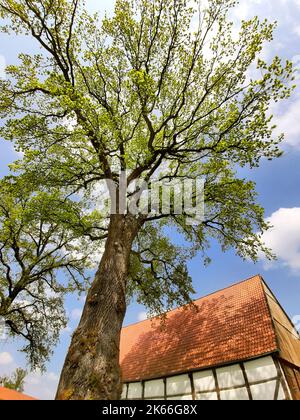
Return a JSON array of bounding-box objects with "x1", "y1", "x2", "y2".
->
[
  {"x1": 120, "y1": 275, "x2": 278, "y2": 382},
  {"x1": 0, "y1": 387, "x2": 37, "y2": 400}
]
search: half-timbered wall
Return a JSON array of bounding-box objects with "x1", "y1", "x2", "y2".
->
[
  {"x1": 262, "y1": 283, "x2": 300, "y2": 368},
  {"x1": 121, "y1": 356, "x2": 290, "y2": 400},
  {"x1": 280, "y1": 361, "x2": 300, "y2": 400}
]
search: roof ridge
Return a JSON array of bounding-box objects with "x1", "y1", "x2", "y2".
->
[{"x1": 123, "y1": 274, "x2": 262, "y2": 329}]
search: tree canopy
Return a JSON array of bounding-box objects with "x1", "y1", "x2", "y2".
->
[{"x1": 0, "y1": 176, "x2": 95, "y2": 368}]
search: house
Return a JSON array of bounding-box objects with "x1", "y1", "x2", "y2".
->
[
  {"x1": 0, "y1": 387, "x2": 36, "y2": 400},
  {"x1": 120, "y1": 275, "x2": 300, "y2": 400}
]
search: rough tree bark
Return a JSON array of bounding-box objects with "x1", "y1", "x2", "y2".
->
[{"x1": 56, "y1": 214, "x2": 140, "y2": 400}]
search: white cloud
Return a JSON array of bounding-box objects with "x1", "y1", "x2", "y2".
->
[
  {"x1": 232, "y1": 0, "x2": 300, "y2": 30},
  {"x1": 137, "y1": 311, "x2": 147, "y2": 322},
  {"x1": 47, "y1": 372, "x2": 59, "y2": 382},
  {"x1": 273, "y1": 98, "x2": 300, "y2": 148},
  {"x1": 233, "y1": 2, "x2": 251, "y2": 20},
  {"x1": 71, "y1": 308, "x2": 83, "y2": 321},
  {"x1": 232, "y1": 0, "x2": 268, "y2": 21},
  {"x1": 294, "y1": 25, "x2": 300, "y2": 36},
  {"x1": 0, "y1": 352, "x2": 14, "y2": 366},
  {"x1": 25, "y1": 371, "x2": 59, "y2": 400},
  {"x1": 61, "y1": 325, "x2": 72, "y2": 335},
  {"x1": 79, "y1": 295, "x2": 87, "y2": 303},
  {"x1": 26, "y1": 372, "x2": 41, "y2": 386},
  {"x1": 292, "y1": 55, "x2": 300, "y2": 80},
  {"x1": 270, "y1": 55, "x2": 300, "y2": 149},
  {"x1": 86, "y1": 0, "x2": 115, "y2": 16},
  {"x1": 261, "y1": 208, "x2": 300, "y2": 273},
  {"x1": 61, "y1": 113, "x2": 77, "y2": 132}
]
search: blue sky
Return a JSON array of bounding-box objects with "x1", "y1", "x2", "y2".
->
[{"x1": 0, "y1": 0, "x2": 300, "y2": 399}]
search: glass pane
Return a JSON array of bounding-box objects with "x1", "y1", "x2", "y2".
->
[
  {"x1": 196, "y1": 392, "x2": 218, "y2": 401},
  {"x1": 166, "y1": 374, "x2": 192, "y2": 396},
  {"x1": 193, "y1": 370, "x2": 216, "y2": 392},
  {"x1": 144, "y1": 379, "x2": 165, "y2": 399},
  {"x1": 244, "y1": 356, "x2": 277, "y2": 383},
  {"x1": 220, "y1": 387, "x2": 249, "y2": 400},
  {"x1": 250, "y1": 380, "x2": 277, "y2": 400},
  {"x1": 127, "y1": 382, "x2": 142, "y2": 399},
  {"x1": 216, "y1": 364, "x2": 245, "y2": 388}
]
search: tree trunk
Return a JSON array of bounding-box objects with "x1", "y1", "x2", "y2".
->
[{"x1": 56, "y1": 215, "x2": 139, "y2": 400}]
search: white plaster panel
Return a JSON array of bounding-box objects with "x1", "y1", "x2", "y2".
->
[
  {"x1": 250, "y1": 380, "x2": 278, "y2": 400},
  {"x1": 244, "y1": 356, "x2": 277, "y2": 383},
  {"x1": 277, "y1": 384, "x2": 286, "y2": 400},
  {"x1": 196, "y1": 392, "x2": 218, "y2": 401},
  {"x1": 166, "y1": 374, "x2": 192, "y2": 396},
  {"x1": 121, "y1": 384, "x2": 127, "y2": 399},
  {"x1": 220, "y1": 387, "x2": 249, "y2": 400},
  {"x1": 193, "y1": 370, "x2": 216, "y2": 392},
  {"x1": 127, "y1": 382, "x2": 142, "y2": 399},
  {"x1": 216, "y1": 364, "x2": 245, "y2": 388},
  {"x1": 144, "y1": 379, "x2": 165, "y2": 398}
]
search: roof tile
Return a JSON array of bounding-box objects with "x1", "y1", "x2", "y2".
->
[
  {"x1": 120, "y1": 275, "x2": 278, "y2": 382},
  {"x1": 0, "y1": 387, "x2": 36, "y2": 400}
]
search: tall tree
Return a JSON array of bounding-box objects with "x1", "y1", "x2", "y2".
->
[{"x1": 0, "y1": 0, "x2": 294, "y2": 399}]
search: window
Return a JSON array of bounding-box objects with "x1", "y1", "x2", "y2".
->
[
  {"x1": 216, "y1": 364, "x2": 245, "y2": 388},
  {"x1": 250, "y1": 380, "x2": 285, "y2": 400},
  {"x1": 123, "y1": 356, "x2": 288, "y2": 400},
  {"x1": 127, "y1": 382, "x2": 142, "y2": 399},
  {"x1": 166, "y1": 374, "x2": 192, "y2": 399},
  {"x1": 193, "y1": 370, "x2": 215, "y2": 392},
  {"x1": 244, "y1": 356, "x2": 277, "y2": 383},
  {"x1": 144, "y1": 379, "x2": 164, "y2": 400}
]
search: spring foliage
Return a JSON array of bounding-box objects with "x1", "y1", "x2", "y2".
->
[{"x1": 0, "y1": 0, "x2": 295, "y2": 367}]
